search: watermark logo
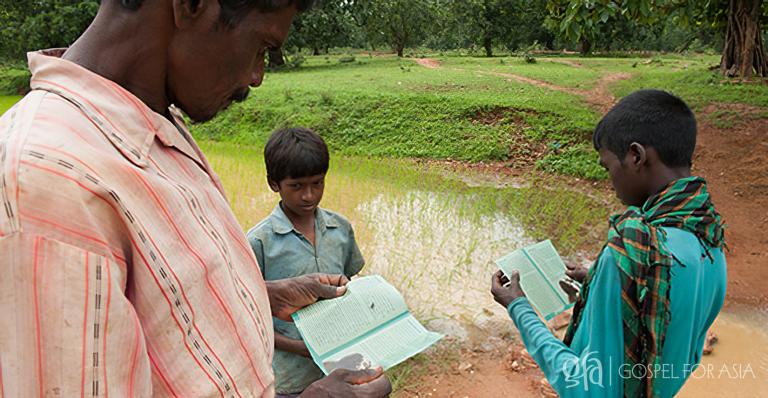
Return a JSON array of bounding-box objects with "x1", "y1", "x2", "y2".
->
[{"x1": 563, "y1": 350, "x2": 604, "y2": 390}]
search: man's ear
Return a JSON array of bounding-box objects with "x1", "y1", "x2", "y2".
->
[
  {"x1": 267, "y1": 178, "x2": 280, "y2": 193},
  {"x1": 171, "y1": 0, "x2": 209, "y2": 28},
  {"x1": 627, "y1": 142, "x2": 647, "y2": 170}
]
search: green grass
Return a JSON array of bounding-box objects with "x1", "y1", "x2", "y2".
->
[
  {"x1": 192, "y1": 53, "x2": 767, "y2": 180},
  {"x1": 0, "y1": 95, "x2": 20, "y2": 114},
  {"x1": 192, "y1": 55, "x2": 600, "y2": 174}
]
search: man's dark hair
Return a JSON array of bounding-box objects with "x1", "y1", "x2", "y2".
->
[
  {"x1": 119, "y1": 0, "x2": 315, "y2": 25},
  {"x1": 264, "y1": 127, "x2": 329, "y2": 184},
  {"x1": 593, "y1": 89, "x2": 697, "y2": 167}
]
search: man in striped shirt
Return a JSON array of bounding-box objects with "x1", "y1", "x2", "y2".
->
[{"x1": 0, "y1": 0, "x2": 391, "y2": 396}]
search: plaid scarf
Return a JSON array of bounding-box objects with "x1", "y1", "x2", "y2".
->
[{"x1": 563, "y1": 176, "x2": 725, "y2": 397}]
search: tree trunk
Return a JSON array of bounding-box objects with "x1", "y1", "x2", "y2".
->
[
  {"x1": 312, "y1": 47, "x2": 320, "y2": 56},
  {"x1": 483, "y1": 36, "x2": 493, "y2": 57},
  {"x1": 720, "y1": 0, "x2": 767, "y2": 78},
  {"x1": 579, "y1": 38, "x2": 592, "y2": 56},
  {"x1": 268, "y1": 48, "x2": 285, "y2": 68},
  {"x1": 396, "y1": 45, "x2": 404, "y2": 57}
]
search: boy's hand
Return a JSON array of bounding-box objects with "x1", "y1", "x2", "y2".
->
[
  {"x1": 558, "y1": 279, "x2": 580, "y2": 303},
  {"x1": 565, "y1": 262, "x2": 589, "y2": 284},
  {"x1": 266, "y1": 273, "x2": 349, "y2": 321},
  {"x1": 491, "y1": 270, "x2": 525, "y2": 309},
  {"x1": 300, "y1": 367, "x2": 392, "y2": 397}
]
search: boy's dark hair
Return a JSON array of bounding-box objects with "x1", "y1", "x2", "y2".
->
[
  {"x1": 593, "y1": 89, "x2": 697, "y2": 167},
  {"x1": 265, "y1": 127, "x2": 329, "y2": 183},
  {"x1": 119, "y1": 0, "x2": 315, "y2": 25}
]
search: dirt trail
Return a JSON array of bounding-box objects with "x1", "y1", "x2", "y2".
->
[
  {"x1": 694, "y1": 104, "x2": 768, "y2": 308},
  {"x1": 415, "y1": 58, "x2": 442, "y2": 69},
  {"x1": 413, "y1": 58, "x2": 631, "y2": 112}
]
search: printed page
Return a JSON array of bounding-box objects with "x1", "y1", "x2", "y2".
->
[
  {"x1": 293, "y1": 275, "x2": 409, "y2": 357},
  {"x1": 315, "y1": 313, "x2": 443, "y2": 375},
  {"x1": 496, "y1": 241, "x2": 570, "y2": 320},
  {"x1": 525, "y1": 240, "x2": 569, "y2": 289}
]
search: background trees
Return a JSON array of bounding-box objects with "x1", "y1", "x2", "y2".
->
[
  {"x1": 546, "y1": 0, "x2": 767, "y2": 77},
  {"x1": 0, "y1": 0, "x2": 765, "y2": 78}
]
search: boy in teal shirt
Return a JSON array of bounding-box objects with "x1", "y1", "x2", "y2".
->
[
  {"x1": 492, "y1": 90, "x2": 727, "y2": 398},
  {"x1": 247, "y1": 127, "x2": 365, "y2": 397}
]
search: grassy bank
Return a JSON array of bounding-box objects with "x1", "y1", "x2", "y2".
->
[{"x1": 191, "y1": 53, "x2": 768, "y2": 180}]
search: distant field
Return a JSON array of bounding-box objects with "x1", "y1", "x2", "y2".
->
[
  {"x1": 0, "y1": 95, "x2": 20, "y2": 115},
  {"x1": 192, "y1": 53, "x2": 768, "y2": 179}
]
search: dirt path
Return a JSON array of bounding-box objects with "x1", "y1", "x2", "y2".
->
[
  {"x1": 415, "y1": 58, "x2": 442, "y2": 69},
  {"x1": 413, "y1": 58, "x2": 631, "y2": 112},
  {"x1": 398, "y1": 345, "x2": 547, "y2": 398},
  {"x1": 694, "y1": 104, "x2": 768, "y2": 308}
]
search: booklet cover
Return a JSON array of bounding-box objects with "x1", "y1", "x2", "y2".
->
[
  {"x1": 496, "y1": 239, "x2": 575, "y2": 320},
  {"x1": 292, "y1": 275, "x2": 443, "y2": 375}
]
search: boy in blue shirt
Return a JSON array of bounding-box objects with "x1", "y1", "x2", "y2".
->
[
  {"x1": 492, "y1": 90, "x2": 727, "y2": 398},
  {"x1": 247, "y1": 127, "x2": 365, "y2": 397}
]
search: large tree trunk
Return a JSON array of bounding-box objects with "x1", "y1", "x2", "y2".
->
[
  {"x1": 268, "y1": 48, "x2": 285, "y2": 68},
  {"x1": 720, "y1": 0, "x2": 767, "y2": 78},
  {"x1": 579, "y1": 38, "x2": 592, "y2": 56},
  {"x1": 483, "y1": 36, "x2": 493, "y2": 57},
  {"x1": 396, "y1": 45, "x2": 404, "y2": 57}
]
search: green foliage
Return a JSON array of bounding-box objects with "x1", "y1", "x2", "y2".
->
[
  {"x1": 354, "y1": 0, "x2": 438, "y2": 56},
  {"x1": 0, "y1": 0, "x2": 98, "y2": 60},
  {"x1": 285, "y1": 0, "x2": 360, "y2": 55},
  {"x1": 0, "y1": 67, "x2": 31, "y2": 95}
]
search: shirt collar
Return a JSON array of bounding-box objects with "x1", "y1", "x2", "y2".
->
[
  {"x1": 270, "y1": 203, "x2": 339, "y2": 235},
  {"x1": 27, "y1": 49, "x2": 206, "y2": 170}
]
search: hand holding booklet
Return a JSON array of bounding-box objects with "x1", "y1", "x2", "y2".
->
[
  {"x1": 292, "y1": 275, "x2": 443, "y2": 374},
  {"x1": 495, "y1": 240, "x2": 576, "y2": 320}
]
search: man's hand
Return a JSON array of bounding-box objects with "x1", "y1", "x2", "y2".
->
[
  {"x1": 300, "y1": 367, "x2": 392, "y2": 397},
  {"x1": 491, "y1": 270, "x2": 525, "y2": 309},
  {"x1": 565, "y1": 262, "x2": 588, "y2": 284},
  {"x1": 266, "y1": 274, "x2": 349, "y2": 321}
]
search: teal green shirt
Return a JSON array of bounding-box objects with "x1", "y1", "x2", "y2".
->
[
  {"x1": 247, "y1": 204, "x2": 365, "y2": 394},
  {"x1": 507, "y1": 227, "x2": 727, "y2": 397}
]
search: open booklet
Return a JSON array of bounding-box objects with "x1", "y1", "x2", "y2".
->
[
  {"x1": 496, "y1": 240, "x2": 575, "y2": 320},
  {"x1": 292, "y1": 275, "x2": 443, "y2": 375}
]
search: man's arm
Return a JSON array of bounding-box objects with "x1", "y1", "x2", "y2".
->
[
  {"x1": 491, "y1": 252, "x2": 624, "y2": 398},
  {"x1": 0, "y1": 233, "x2": 151, "y2": 397},
  {"x1": 274, "y1": 332, "x2": 311, "y2": 357}
]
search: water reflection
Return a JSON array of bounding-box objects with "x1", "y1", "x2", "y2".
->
[{"x1": 359, "y1": 191, "x2": 531, "y2": 331}]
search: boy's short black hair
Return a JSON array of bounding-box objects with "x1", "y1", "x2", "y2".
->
[
  {"x1": 264, "y1": 127, "x2": 329, "y2": 183},
  {"x1": 593, "y1": 89, "x2": 697, "y2": 167}
]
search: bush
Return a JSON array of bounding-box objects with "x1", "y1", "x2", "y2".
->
[{"x1": 0, "y1": 68, "x2": 31, "y2": 95}]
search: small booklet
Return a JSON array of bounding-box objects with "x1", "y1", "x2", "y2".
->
[
  {"x1": 496, "y1": 240, "x2": 575, "y2": 320},
  {"x1": 292, "y1": 275, "x2": 443, "y2": 375}
]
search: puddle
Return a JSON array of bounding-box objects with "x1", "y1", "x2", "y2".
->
[
  {"x1": 678, "y1": 308, "x2": 768, "y2": 397},
  {"x1": 200, "y1": 143, "x2": 768, "y2": 394},
  {"x1": 203, "y1": 142, "x2": 599, "y2": 342}
]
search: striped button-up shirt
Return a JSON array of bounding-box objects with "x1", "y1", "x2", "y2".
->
[{"x1": 0, "y1": 50, "x2": 275, "y2": 397}]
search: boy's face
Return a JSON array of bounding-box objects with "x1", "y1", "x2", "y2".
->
[
  {"x1": 599, "y1": 147, "x2": 650, "y2": 207},
  {"x1": 269, "y1": 173, "x2": 326, "y2": 217}
]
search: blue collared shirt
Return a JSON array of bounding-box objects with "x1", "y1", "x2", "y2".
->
[{"x1": 247, "y1": 203, "x2": 365, "y2": 394}]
